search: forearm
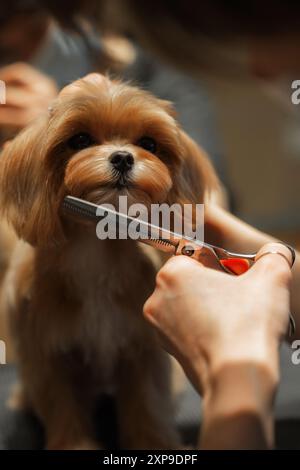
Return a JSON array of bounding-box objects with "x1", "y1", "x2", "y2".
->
[
  {"x1": 205, "y1": 204, "x2": 276, "y2": 253},
  {"x1": 144, "y1": 227, "x2": 291, "y2": 449},
  {"x1": 290, "y1": 257, "x2": 300, "y2": 339},
  {"x1": 199, "y1": 361, "x2": 278, "y2": 449},
  {"x1": 196, "y1": 334, "x2": 280, "y2": 450}
]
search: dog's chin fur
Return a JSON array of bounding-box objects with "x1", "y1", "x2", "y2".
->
[{"x1": 0, "y1": 75, "x2": 218, "y2": 449}]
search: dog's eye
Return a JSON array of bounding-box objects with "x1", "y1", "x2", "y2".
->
[
  {"x1": 136, "y1": 136, "x2": 157, "y2": 154},
  {"x1": 68, "y1": 133, "x2": 95, "y2": 150}
]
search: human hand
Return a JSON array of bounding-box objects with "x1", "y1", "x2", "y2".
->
[
  {"x1": 0, "y1": 62, "x2": 58, "y2": 137},
  {"x1": 205, "y1": 203, "x2": 300, "y2": 340},
  {"x1": 143, "y1": 242, "x2": 292, "y2": 395}
]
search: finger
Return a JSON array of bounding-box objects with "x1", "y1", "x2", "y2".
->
[
  {"x1": 0, "y1": 107, "x2": 37, "y2": 128},
  {"x1": 160, "y1": 254, "x2": 203, "y2": 275},
  {"x1": 255, "y1": 242, "x2": 293, "y2": 267},
  {"x1": 143, "y1": 291, "x2": 176, "y2": 344},
  {"x1": 155, "y1": 255, "x2": 203, "y2": 291},
  {"x1": 143, "y1": 292, "x2": 160, "y2": 323},
  {"x1": 0, "y1": 63, "x2": 57, "y2": 101},
  {"x1": 251, "y1": 242, "x2": 293, "y2": 282},
  {"x1": 4, "y1": 87, "x2": 38, "y2": 108},
  {"x1": 0, "y1": 62, "x2": 47, "y2": 86}
]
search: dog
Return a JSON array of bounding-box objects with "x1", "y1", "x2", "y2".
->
[{"x1": 0, "y1": 74, "x2": 218, "y2": 449}]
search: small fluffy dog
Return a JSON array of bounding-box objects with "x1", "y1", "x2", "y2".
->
[{"x1": 0, "y1": 74, "x2": 217, "y2": 449}]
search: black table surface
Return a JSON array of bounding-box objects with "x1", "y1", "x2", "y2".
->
[{"x1": 0, "y1": 344, "x2": 300, "y2": 449}]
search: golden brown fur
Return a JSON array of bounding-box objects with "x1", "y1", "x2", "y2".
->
[{"x1": 0, "y1": 74, "x2": 217, "y2": 449}]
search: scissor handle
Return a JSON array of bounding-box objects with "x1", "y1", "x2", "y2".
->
[
  {"x1": 218, "y1": 257, "x2": 253, "y2": 275},
  {"x1": 175, "y1": 239, "x2": 255, "y2": 275}
]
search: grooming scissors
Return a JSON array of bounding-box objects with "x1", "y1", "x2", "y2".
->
[{"x1": 62, "y1": 195, "x2": 296, "y2": 336}]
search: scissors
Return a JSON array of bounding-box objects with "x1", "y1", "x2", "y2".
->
[{"x1": 62, "y1": 195, "x2": 296, "y2": 336}]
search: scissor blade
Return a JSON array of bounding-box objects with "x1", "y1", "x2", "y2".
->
[{"x1": 62, "y1": 195, "x2": 197, "y2": 254}]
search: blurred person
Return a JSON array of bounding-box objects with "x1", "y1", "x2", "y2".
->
[
  {"x1": 0, "y1": 0, "x2": 107, "y2": 142},
  {"x1": 41, "y1": 0, "x2": 300, "y2": 79},
  {"x1": 0, "y1": 1, "x2": 226, "y2": 179}
]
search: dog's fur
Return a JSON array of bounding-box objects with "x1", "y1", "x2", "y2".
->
[{"x1": 0, "y1": 74, "x2": 217, "y2": 449}]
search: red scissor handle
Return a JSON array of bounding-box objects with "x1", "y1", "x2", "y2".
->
[{"x1": 219, "y1": 258, "x2": 251, "y2": 275}]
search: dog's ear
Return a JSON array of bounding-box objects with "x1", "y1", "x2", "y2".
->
[
  {"x1": 170, "y1": 129, "x2": 220, "y2": 205},
  {"x1": 0, "y1": 118, "x2": 65, "y2": 246}
]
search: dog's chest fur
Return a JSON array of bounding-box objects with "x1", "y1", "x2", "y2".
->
[
  {"x1": 49, "y1": 236, "x2": 161, "y2": 386},
  {"x1": 8, "y1": 234, "x2": 162, "y2": 393}
]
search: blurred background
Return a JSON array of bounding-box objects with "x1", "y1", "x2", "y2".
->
[
  {"x1": 1, "y1": 1, "x2": 300, "y2": 241},
  {"x1": 0, "y1": 0, "x2": 300, "y2": 449}
]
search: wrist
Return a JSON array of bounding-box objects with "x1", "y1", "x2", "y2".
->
[
  {"x1": 205, "y1": 358, "x2": 278, "y2": 413},
  {"x1": 201, "y1": 359, "x2": 278, "y2": 449},
  {"x1": 199, "y1": 334, "x2": 280, "y2": 449},
  {"x1": 194, "y1": 332, "x2": 280, "y2": 396}
]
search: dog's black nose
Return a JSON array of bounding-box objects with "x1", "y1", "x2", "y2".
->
[{"x1": 110, "y1": 151, "x2": 134, "y2": 173}]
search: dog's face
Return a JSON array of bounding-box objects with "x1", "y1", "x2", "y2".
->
[
  {"x1": 0, "y1": 74, "x2": 217, "y2": 245},
  {"x1": 60, "y1": 76, "x2": 185, "y2": 207}
]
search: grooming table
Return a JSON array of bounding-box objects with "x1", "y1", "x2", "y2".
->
[{"x1": 0, "y1": 344, "x2": 299, "y2": 449}]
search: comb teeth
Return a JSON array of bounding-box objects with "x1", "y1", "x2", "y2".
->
[
  {"x1": 63, "y1": 200, "x2": 97, "y2": 219},
  {"x1": 149, "y1": 238, "x2": 174, "y2": 247}
]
